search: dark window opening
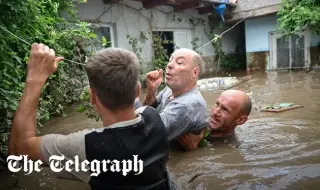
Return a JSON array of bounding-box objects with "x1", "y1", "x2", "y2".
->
[{"x1": 152, "y1": 31, "x2": 174, "y2": 60}]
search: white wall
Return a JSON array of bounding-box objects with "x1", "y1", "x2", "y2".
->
[{"x1": 74, "y1": 0, "x2": 217, "y2": 72}]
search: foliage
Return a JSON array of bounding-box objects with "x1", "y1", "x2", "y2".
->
[
  {"x1": 191, "y1": 37, "x2": 203, "y2": 56},
  {"x1": 198, "y1": 130, "x2": 210, "y2": 148},
  {"x1": 77, "y1": 88, "x2": 101, "y2": 122},
  {"x1": 219, "y1": 53, "x2": 247, "y2": 70},
  {"x1": 205, "y1": 21, "x2": 247, "y2": 71},
  {"x1": 0, "y1": 0, "x2": 96, "y2": 163},
  {"x1": 205, "y1": 30, "x2": 224, "y2": 71},
  {"x1": 126, "y1": 32, "x2": 148, "y2": 69},
  {"x1": 152, "y1": 32, "x2": 170, "y2": 71},
  {"x1": 126, "y1": 31, "x2": 169, "y2": 72},
  {"x1": 277, "y1": 0, "x2": 320, "y2": 35}
]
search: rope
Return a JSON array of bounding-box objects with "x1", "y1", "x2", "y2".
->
[
  {"x1": 196, "y1": 14, "x2": 252, "y2": 51},
  {"x1": 0, "y1": 24, "x2": 86, "y2": 66}
]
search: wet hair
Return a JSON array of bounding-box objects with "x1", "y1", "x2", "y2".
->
[
  {"x1": 241, "y1": 95, "x2": 252, "y2": 116},
  {"x1": 85, "y1": 48, "x2": 139, "y2": 111}
]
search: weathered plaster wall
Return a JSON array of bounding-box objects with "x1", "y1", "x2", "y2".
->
[
  {"x1": 74, "y1": 0, "x2": 244, "y2": 76},
  {"x1": 246, "y1": 51, "x2": 268, "y2": 71},
  {"x1": 244, "y1": 14, "x2": 277, "y2": 70},
  {"x1": 74, "y1": 0, "x2": 209, "y2": 73}
]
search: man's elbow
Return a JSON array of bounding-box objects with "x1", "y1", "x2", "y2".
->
[
  {"x1": 8, "y1": 140, "x2": 25, "y2": 156},
  {"x1": 177, "y1": 131, "x2": 205, "y2": 151}
]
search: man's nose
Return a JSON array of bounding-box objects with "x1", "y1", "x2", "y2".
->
[
  {"x1": 167, "y1": 61, "x2": 174, "y2": 70},
  {"x1": 212, "y1": 107, "x2": 220, "y2": 116}
]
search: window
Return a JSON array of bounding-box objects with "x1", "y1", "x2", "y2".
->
[
  {"x1": 84, "y1": 23, "x2": 116, "y2": 53},
  {"x1": 152, "y1": 31, "x2": 174, "y2": 60},
  {"x1": 269, "y1": 30, "x2": 311, "y2": 70}
]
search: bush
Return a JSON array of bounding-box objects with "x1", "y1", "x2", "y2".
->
[
  {"x1": 277, "y1": 0, "x2": 320, "y2": 35},
  {"x1": 0, "y1": 0, "x2": 96, "y2": 164}
]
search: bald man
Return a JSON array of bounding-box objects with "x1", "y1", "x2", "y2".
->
[
  {"x1": 135, "y1": 48, "x2": 209, "y2": 151},
  {"x1": 208, "y1": 89, "x2": 252, "y2": 138}
]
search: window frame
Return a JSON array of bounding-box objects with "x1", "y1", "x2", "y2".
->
[{"x1": 88, "y1": 22, "x2": 116, "y2": 48}]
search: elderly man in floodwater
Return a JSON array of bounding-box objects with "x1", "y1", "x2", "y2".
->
[
  {"x1": 135, "y1": 48, "x2": 209, "y2": 151},
  {"x1": 207, "y1": 89, "x2": 252, "y2": 139}
]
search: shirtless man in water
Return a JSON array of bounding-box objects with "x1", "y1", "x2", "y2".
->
[{"x1": 207, "y1": 89, "x2": 252, "y2": 139}]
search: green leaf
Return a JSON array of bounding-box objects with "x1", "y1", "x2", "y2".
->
[
  {"x1": 89, "y1": 32, "x2": 97, "y2": 38},
  {"x1": 77, "y1": 105, "x2": 87, "y2": 113},
  {"x1": 102, "y1": 36, "x2": 107, "y2": 44}
]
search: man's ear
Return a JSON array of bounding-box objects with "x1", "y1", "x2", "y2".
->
[
  {"x1": 136, "y1": 81, "x2": 141, "y2": 98},
  {"x1": 89, "y1": 87, "x2": 96, "y2": 105},
  {"x1": 192, "y1": 67, "x2": 200, "y2": 78},
  {"x1": 236, "y1": 115, "x2": 248, "y2": 125}
]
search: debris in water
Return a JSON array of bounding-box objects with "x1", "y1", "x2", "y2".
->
[
  {"x1": 260, "y1": 103, "x2": 303, "y2": 113},
  {"x1": 196, "y1": 76, "x2": 252, "y2": 92}
]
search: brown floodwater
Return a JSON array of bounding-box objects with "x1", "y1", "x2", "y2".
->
[{"x1": 1, "y1": 69, "x2": 320, "y2": 190}]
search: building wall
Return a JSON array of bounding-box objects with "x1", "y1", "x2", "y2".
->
[
  {"x1": 74, "y1": 0, "x2": 243, "y2": 76},
  {"x1": 245, "y1": 14, "x2": 277, "y2": 53},
  {"x1": 244, "y1": 14, "x2": 320, "y2": 70},
  {"x1": 228, "y1": 0, "x2": 282, "y2": 22},
  {"x1": 234, "y1": 0, "x2": 282, "y2": 13},
  {"x1": 73, "y1": 1, "x2": 203, "y2": 74}
]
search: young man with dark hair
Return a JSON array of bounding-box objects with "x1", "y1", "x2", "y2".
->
[{"x1": 8, "y1": 43, "x2": 172, "y2": 189}]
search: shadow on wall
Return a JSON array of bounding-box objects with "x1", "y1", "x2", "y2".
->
[
  {"x1": 200, "y1": 53, "x2": 247, "y2": 77},
  {"x1": 310, "y1": 43, "x2": 320, "y2": 67}
]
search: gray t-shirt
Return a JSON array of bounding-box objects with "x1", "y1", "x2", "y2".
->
[{"x1": 152, "y1": 86, "x2": 208, "y2": 141}]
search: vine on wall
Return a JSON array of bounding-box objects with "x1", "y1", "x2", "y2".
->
[
  {"x1": 152, "y1": 32, "x2": 170, "y2": 71},
  {"x1": 191, "y1": 37, "x2": 203, "y2": 56},
  {"x1": 126, "y1": 31, "x2": 148, "y2": 69}
]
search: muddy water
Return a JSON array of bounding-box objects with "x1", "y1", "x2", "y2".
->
[
  {"x1": 1, "y1": 70, "x2": 320, "y2": 190},
  {"x1": 169, "y1": 70, "x2": 320, "y2": 190}
]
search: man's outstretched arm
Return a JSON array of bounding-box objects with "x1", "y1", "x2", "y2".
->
[
  {"x1": 8, "y1": 43, "x2": 64, "y2": 163},
  {"x1": 8, "y1": 79, "x2": 45, "y2": 161}
]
